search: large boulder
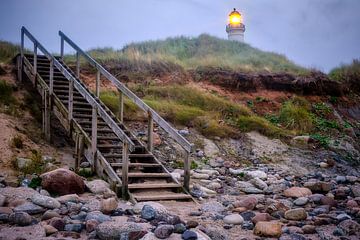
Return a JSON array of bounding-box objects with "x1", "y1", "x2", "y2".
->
[{"x1": 41, "y1": 168, "x2": 85, "y2": 195}]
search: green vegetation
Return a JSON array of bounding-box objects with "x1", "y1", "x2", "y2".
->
[
  {"x1": 81, "y1": 34, "x2": 307, "y2": 75},
  {"x1": 310, "y1": 134, "x2": 330, "y2": 148},
  {"x1": 279, "y1": 98, "x2": 313, "y2": 132},
  {"x1": 237, "y1": 115, "x2": 290, "y2": 138},
  {"x1": 15, "y1": 150, "x2": 45, "y2": 175},
  {"x1": 0, "y1": 41, "x2": 19, "y2": 63},
  {"x1": 0, "y1": 79, "x2": 20, "y2": 116},
  {"x1": 329, "y1": 59, "x2": 360, "y2": 82}
]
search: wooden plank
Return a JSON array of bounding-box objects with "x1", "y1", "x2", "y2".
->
[
  {"x1": 118, "y1": 91, "x2": 123, "y2": 122},
  {"x1": 119, "y1": 173, "x2": 171, "y2": 178},
  {"x1": 76, "y1": 51, "x2": 80, "y2": 78},
  {"x1": 96, "y1": 70, "x2": 100, "y2": 97},
  {"x1": 111, "y1": 163, "x2": 161, "y2": 168},
  {"x1": 91, "y1": 106, "x2": 97, "y2": 170},
  {"x1": 128, "y1": 183, "x2": 181, "y2": 189},
  {"x1": 133, "y1": 193, "x2": 192, "y2": 201}
]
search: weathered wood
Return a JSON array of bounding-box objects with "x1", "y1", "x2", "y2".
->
[
  {"x1": 68, "y1": 78, "x2": 74, "y2": 121},
  {"x1": 183, "y1": 151, "x2": 190, "y2": 191},
  {"x1": 59, "y1": 30, "x2": 193, "y2": 153},
  {"x1": 43, "y1": 89, "x2": 51, "y2": 142},
  {"x1": 132, "y1": 193, "x2": 192, "y2": 201},
  {"x1": 49, "y1": 59, "x2": 54, "y2": 95},
  {"x1": 20, "y1": 28, "x2": 24, "y2": 82},
  {"x1": 147, "y1": 111, "x2": 154, "y2": 153},
  {"x1": 91, "y1": 106, "x2": 97, "y2": 171},
  {"x1": 96, "y1": 70, "x2": 100, "y2": 97},
  {"x1": 76, "y1": 51, "x2": 80, "y2": 78},
  {"x1": 60, "y1": 37, "x2": 64, "y2": 60},
  {"x1": 75, "y1": 133, "x2": 84, "y2": 171},
  {"x1": 33, "y1": 43, "x2": 37, "y2": 76},
  {"x1": 118, "y1": 91, "x2": 124, "y2": 122},
  {"x1": 121, "y1": 141, "x2": 129, "y2": 199},
  {"x1": 128, "y1": 183, "x2": 181, "y2": 189}
]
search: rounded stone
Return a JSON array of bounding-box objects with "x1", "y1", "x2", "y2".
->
[
  {"x1": 254, "y1": 221, "x2": 282, "y2": 238},
  {"x1": 174, "y1": 223, "x2": 187, "y2": 234},
  {"x1": 141, "y1": 205, "x2": 156, "y2": 220},
  {"x1": 100, "y1": 197, "x2": 118, "y2": 214},
  {"x1": 284, "y1": 208, "x2": 307, "y2": 221},
  {"x1": 154, "y1": 224, "x2": 174, "y2": 239},
  {"x1": 31, "y1": 194, "x2": 61, "y2": 209},
  {"x1": 284, "y1": 187, "x2": 312, "y2": 198},
  {"x1": 182, "y1": 230, "x2": 198, "y2": 240},
  {"x1": 294, "y1": 197, "x2": 308, "y2": 206},
  {"x1": 223, "y1": 214, "x2": 244, "y2": 225},
  {"x1": 9, "y1": 212, "x2": 32, "y2": 226},
  {"x1": 41, "y1": 210, "x2": 61, "y2": 220}
]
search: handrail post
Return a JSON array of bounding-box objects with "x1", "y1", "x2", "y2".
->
[
  {"x1": 183, "y1": 150, "x2": 190, "y2": 191},
  {"x1": 76, "y1": 51, "x2": 80, "y2": 78},
  {"x1": 19, "y1": 28, "x2": 24, "y2": 82},
  {"x1": 33, "y1": 42, "x2": 37, "y2": 76},
  {"x1": 122, "y1": 141, "x2": 129, "y2": 199},
  {"x1": 60, "y1": 36, "x2": 64, "y2": 60},
  {"x1": 96, "y1": 69, "x2": 100, "y2": 97},
  {"x1": 118, "y1": 91, "x2": 124, "y2": 122},
  {"x1": 91, "y1": 106, "x2": 98, "y2": 170},
  {"x1": 68, "y1": 78, "x2": 74, "y2": 122},
  {"x1": 147, "y1": 110, "x2": 154, "y2": 153},
  {"x1": 43, "y1": 89, "x2": 51, "y2": 142},
  {"x1": 49, "y1": 58, "x2": 54, "y2": 95}
]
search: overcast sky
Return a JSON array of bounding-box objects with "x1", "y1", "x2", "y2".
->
[{"x1": 0, "y1": 0, "x2": 359, "y2": 72}]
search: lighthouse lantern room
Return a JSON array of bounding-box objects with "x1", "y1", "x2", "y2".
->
[{"x1": 226, "y1": 8, "x2": 245, "y2": 42}]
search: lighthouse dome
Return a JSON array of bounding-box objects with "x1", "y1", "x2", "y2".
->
[{"x1": 228, "y1": 8, "x2": 242, "y2": 25}]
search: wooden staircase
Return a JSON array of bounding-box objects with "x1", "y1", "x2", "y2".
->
[{"x1": 18, "y1": 27, "x2": 193, "y2": 202}]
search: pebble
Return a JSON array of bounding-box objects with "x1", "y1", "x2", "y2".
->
[
  {"x1": 284, "y1": 208, "x2": 307, "y2": 221},
  {"x1": 100, "y1": 197, "x2": 117, "y2": 214},
  {"x1": 174, "y1": 223, "x2": 187, "y2": 233},
  {"x1": 223, "y1": 214, "x2": 244, "y2": 225},
  {"x1": 31, "y1": 194, "x2": 61, "y2": 209},
  {"x1": 65, "y1": 223, "x2": 83, "y2": 233},
  {"x1": 41, "y1": 210, "x2": 61, "y2": 220},
  {"x1": 182, "y1": 230, "x2": 198, "y2": 240},
  {"x1": 154, "y1": 224, "x2": 174, "y2": 239},
  {"x1": 254, "y1": 221, "x2": 282, "y2": 238},
  {"x1": 284, "y1": 187, "x2": 312, "y2": 198},
  {"x1": 141, "y1": 205, "x2": 156, "y2": 220},
  {"x1": 294, "y1": 197, "x2": 308, "y2": 206},
  {"x1": 44, "y1": 224, "x2": 58, "y2": 235},
  {"x1": 9, "y1": 212, "x2": 32, "y2": 226},
  {"x1": 335, "y1": 176, "x2": 346, "y2": 184},
  {"x1": 14, "y1": 202, "x2": 45, "y2": 215},
  {"x1": 85, "y1": 211, "x2": 111, "y2": 223}
]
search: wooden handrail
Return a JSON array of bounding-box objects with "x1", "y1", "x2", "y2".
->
[
  {"x1": 21, "y1": 27, "x2": 136, "y2": 151},
  {"x1": 58, "y1": 31, "x2": 193, "y2": 153}
]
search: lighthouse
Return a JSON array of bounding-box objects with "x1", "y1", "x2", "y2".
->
[{"x1": 226, "y1": 8, "x2": 245, "y2": 42}]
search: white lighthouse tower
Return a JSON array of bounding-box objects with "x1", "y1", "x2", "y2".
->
[{"x1": 226, "y1": 8, "x2": 245, "y2": 42}]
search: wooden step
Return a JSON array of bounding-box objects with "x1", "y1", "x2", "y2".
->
[
  {"x1": 128, "y1": 183, "x2": 181, "y2": 189},
  {"x1": 98, "y1": 144, "x2": 122, "y2": 149},
  {"x1": 132, "y1": 193, "x2": 192, "y2": 201},
  {"x1": 111, "y1": 163, "x2": 161, "y2": 168},
  {"x1": 119, "y1": 173, "x2": 171, "y2": 178},
  {"x1": 102, "y1": 153, "x2": 153, "y2": 159}
]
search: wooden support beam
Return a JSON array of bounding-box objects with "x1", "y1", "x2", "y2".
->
[
  {"x1": 118, "y1": 91, "x2": 124, "y2": 122},
  {"x1": 33, "y1": 43, "x2": 37, "y2": 76},
  {"x1": 76, "y1": 51, "x2": 80, "y2": 78},
  {"x1": 43, "y1": 89, "x2": 51, "y2": 142},
  {"x1": 122, "y1": 141, "x2": 129, "y2": 199},
  {"x1": 183, "y1": 151, "x2": 190, "y2": 191},
  {"x1": 20, "y1": 29, "x2": 24, "y2": 82},
  {"x1": 68, "y1": 78, "x2": 74, "y2": 121},
  {"x1": 49, "y1": 59, "x2": 54, "y2": 95},
  {"x1": 75, "y1": 133, "x2": 84, "y2": 171},
  {"x1": 96, "y1": 70, "x2": 100, "y2": 97},
  {"x1": 91, "y1": 106, "x2": 98, "y2": 171},
  {"x1": 147, "y1": 111, "x2": 153, "y2": 153},
  {"x1": 60, "y1": 37, "x2": 64, "y2": 60}
]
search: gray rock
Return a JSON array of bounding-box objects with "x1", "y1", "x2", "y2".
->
[
  {"x1": 236, "y1": 181, "x2": 263, "y2": 194},
  {"x1": 336, "y1": 176, "x2": 347, "y2": 184},
  {"x1": 154, "y1": 224, "x2": 174, "y2": 239},
  {"x1": 14, "y1": 202, "x2": 45, "y2": 214},
  {"x1": 31, "y1": 194, "x2": 61, "y2": 209},
  {"x1": 182, "y1": 230, "x2": 198, "y2": 240},
  {"x1": 223, "y1": 214, "x2": 244, "y2": 225},
  {"x1": 41, "y1": 210, "x2": 61, "y2": 220},
  {"x1": 141, "y1": 205, "x2": 156, "y2": 220},
  {"x1": 294, "y1": 197, "x2": 309, "y2": 206},
  {"x1": 0, "y1": 224, "x2": 46, "y2": 240},
  {"x1": 174, "y1": 223, "x2": 186, "y2": 234},
  {"x1": 70, "y1": 211, "x2": 87, "y2": 221},
  {"x1": 204, "y1": 227, "x2": 230, "y2": 240},
  {"x1": 245, "y1": 170, "x2": 267, "y2": 180},
  {"x1": 85, "y1": 180, "x2": 112, "y2": 194},
  {"x1": 96, "y1": 221, "x2": 147, "y2": 240},
  {"x1": 86, "y1": 211, "x2": 111, "y2": 223},
  {"x1": 9, "y1": 212, "x2": 32, "y2": 226},
  {"x1": 338, "y1": 219, "x2": 360, "y2": 235},
  {"x1": 179, "y1": 129, "x2": 190, "y2": 136},
  {"x1": 80, "y1": 162, "x2": 91, "y2": 168},
  {"x1": 39, "y1": 189, "x2": 50, "y2": 196},
  {"x1": 351, "y1": 185, "x2": 360, "y2": 197},
  {"x1": 201, "y1": 201, "x2": 225, "y2": 213},
  {"x1": 16, "y1": 157, "x2": 32, "y2": 170},
  {"x1": 65, "y1": 223, "x2": 83, "y2": 232},
  {"x1": 249, "y1": 177, "x2": 268, "y2": 190},
  {"x1": 336, "y1": 213, "x2": 351, "y2": 222}
]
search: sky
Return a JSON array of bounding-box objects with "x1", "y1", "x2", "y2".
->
[{"x1": 0, "y1": 0, "x2": 359, "y2": 72}]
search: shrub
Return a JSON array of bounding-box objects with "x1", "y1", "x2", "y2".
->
[
  {"x1": 193, "y1": 116, "x2": 237, "y2": 138},
  {"x1": 237, "y1": 115, "x2": 290, "y2": 138},
  {"x1": 279, "y1": 101, "x2": 313, "y2": 133},
  {"x1": 0, "y1": 80, "x2": 16, "y2": 105},
  {"x1": 0, "y1": 41, "x2": 20, "y2": 63}
]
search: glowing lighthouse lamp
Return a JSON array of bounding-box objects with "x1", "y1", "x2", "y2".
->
[{"x1": 226, "y1": 8, "x2": 245, "y2": 42}]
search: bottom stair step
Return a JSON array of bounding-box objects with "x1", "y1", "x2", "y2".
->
[
  {"x1": 132, "y1": 193, "x2": 192, "y2": 201},
  {"x1": 119, "y1": 172, "x2": 171, "y2": 178},
  {"x1": 128, "y1": 183, "x2": 181, "y2": 189}
]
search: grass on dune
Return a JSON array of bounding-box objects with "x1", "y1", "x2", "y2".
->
[{"x1": 0, "y1": 41, "x2": 20, "y2": 63}]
